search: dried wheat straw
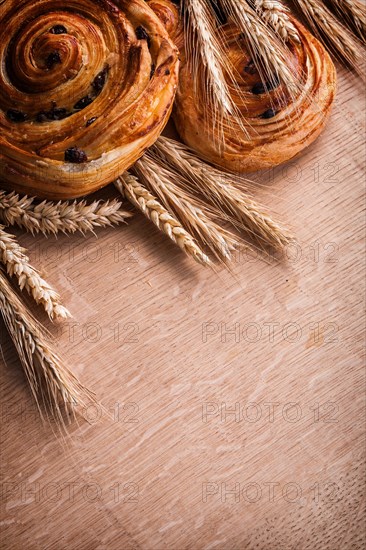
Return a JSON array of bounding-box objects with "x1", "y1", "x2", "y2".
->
[
  {"x1": 221, "y1": 0, "x2": 299, "y2": 91},
  {"x1": 0, "y1": 270, "x2": 95, "y2": 423},
  {"x1": 132, "y1": 156, "x2": 240, "y2": 262},
  {"x1": 327, "y1": 0, "x2": 366, "y2": 44},
  {"x1": 151, "y1": 137, "x2": 293, "y2": 253},
  {"x1": 0, "y1": 225, "x2": 70, "y2": 320},
  {"x1": 115, "y1": 174, "x2": 210, "y2": 265},
  {"x1": 184, "y1": 0, "x2": 236, "y2": 118},
  {"x1": 291, "y1": 0, "x2": 365, "y2": 76},
  {"x1": 254, "y1": 0, "x2": 300, "y2": 42},
  {"x1": 183, "y1": 0, "x2": 253, "y2": 143},
  {"x1": 0, "y1": 191, "x2": 132, "y2": 236}
]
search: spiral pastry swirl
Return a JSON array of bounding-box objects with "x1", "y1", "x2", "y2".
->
[
  {"x1": 0, "y1": 0, "x2": 179, "y2": 199},
  {"x1": 149, "y1": 1, "x2": 336, "y2": 173}
]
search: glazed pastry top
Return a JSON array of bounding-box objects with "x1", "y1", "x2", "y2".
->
[{"x1": 0, "y1": 0, "x2": 179, "y2": 198}]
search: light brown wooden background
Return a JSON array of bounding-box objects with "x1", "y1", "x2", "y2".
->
[{"x1": 0, "y1": 66, "x2": 365, "y2": 550}]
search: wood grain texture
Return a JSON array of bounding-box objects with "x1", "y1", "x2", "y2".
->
[{"x1": 0, "y1": 67, "x2": 365, "y2": 550}]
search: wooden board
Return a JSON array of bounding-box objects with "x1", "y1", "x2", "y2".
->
[{"x1": 1, "y1": 66, "x2": 365, "y2": 550}]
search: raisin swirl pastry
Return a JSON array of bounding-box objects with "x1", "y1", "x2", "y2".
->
[
  {"x1": 148, "y1": 0, "x2": 336, "y2": 173},
  {"x1": 0, "y1": 0, "x2": 179, "y2": 199}
]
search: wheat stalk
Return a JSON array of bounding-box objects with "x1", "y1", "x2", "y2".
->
[
  {"x1": 0, "y1": 191, "x2": 132, "y2": 236},
  {"x1": 184, "y1": 0, "x2": 237, "y2": 126},
  {"x1": 151, "y1": 137, "x2": 293, "y2": 253},
  {"x1": 0, "y1": 225, "x2": 70, "y2": 320},
  {"x1": 0, "y1": 269, "x2": 95, "y2": 424},
  {"x1": 132, "y1": 156, "x2": 240, "y2": 262},
  {"x1": 115, "y1": 174, "x2": 210, "y2": 265},
  {"x1": 327, "y1": 0, "x2": 366, "y2": 44},
  {"x1": 290, "y1": 0, "x2": 365, "y2": 77},
  {"x1": 253, "y1": 0, "x2": 300, "y2": 42},
  {"x1": 183, "y1": 0, "x2": 252, "y2": 143},
  {"x1": 220, "y1": 0, "x2": 299, "y2": 92}
]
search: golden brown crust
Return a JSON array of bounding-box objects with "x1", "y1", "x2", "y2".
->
[
  {"x1": 149, "y1": 1, "x2": 337, "y2": 173},
  {"x1": 147, "y1": 0, "x2": 182, "y2": 40},
  {"x1": 0, "y1": 0, "x2": 179, "y2": 199}
]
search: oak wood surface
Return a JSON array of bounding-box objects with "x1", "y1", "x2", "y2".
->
[{"x1": 0, "y1": 66, "x2": 365, "y2": 550}]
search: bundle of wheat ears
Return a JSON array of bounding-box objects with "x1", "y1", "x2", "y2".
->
[{"x1": 0, "y1": 0, "x2": 365, "y2": 423}]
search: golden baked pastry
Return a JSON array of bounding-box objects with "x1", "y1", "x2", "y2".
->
[
  {"x1": 0, "y1": 0, "x2": 179, "y2": 199},
  {"x1": 149, "y1": 0, "x2": 337, "y2": 173}
]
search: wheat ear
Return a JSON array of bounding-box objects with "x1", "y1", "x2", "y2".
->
[
  {"x1": 253, "y1": 0, "x2": 300, "y2": 43},
  {"x1": 0, "y1": 191, "x2": 132, "y2": 236},
  {"x1": 184, "y1": 0, "x2": 236, "y2": 123},
  {"x1": 220, "y1": 0, "x2": 299, "y2": 92},
  {"x1": 327, "y1": 0, "x2": 366, "y2": 44},
  {"x1": 115, "y1": 174, "x2": 209, "y2": 265},
  {"x1": 132, "y1": 155, "x2": 240, "y2": 263},
  {"x1": 0, "y1": 225, "x2": 70, "y2": 320},
  {"x1": 151, "y1": 137, "x2": 293, "y2": 253},
  {"x1": 290, "y1": 0, "x2": 365, "y2": 77},
  {"x1": 0, "y1": 269, "x2": 95, "y2": 423}
]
